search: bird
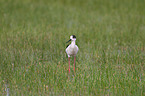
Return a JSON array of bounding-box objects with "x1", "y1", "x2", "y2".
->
[{"x1": 66, "y1": 35, "x2": 79, "y2": 74}]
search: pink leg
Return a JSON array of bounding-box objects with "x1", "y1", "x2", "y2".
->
[
  {"x1": 68, "y1": 57, "x2": 70, "y2": 74},
  {"x1": 74, "y1": 56, "x2": 76, "y2": 73}
]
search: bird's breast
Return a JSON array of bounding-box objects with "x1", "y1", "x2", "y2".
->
[{"x1": 66, "y1": 45, "x2": 78, "y2": 56}]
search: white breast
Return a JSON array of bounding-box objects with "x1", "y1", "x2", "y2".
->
[{"x1": 66, "y1": 45, "x2": 79, "y2": 57}]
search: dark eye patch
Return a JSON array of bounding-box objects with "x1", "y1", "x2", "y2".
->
[{"x1": 72, "y1": 35, "x2": 76, "y2": 38}]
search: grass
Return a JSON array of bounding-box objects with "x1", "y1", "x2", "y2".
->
[{"x1": 0, "y1": 0, "x2": 145, "y2": 95}]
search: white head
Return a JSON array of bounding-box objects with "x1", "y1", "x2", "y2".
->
[
  {"x1": 70, "y1": 35, "x2": 76, "y2": 41},
  {"x1": 66, "y1": 35, "x2": 76, "y2": 43}
]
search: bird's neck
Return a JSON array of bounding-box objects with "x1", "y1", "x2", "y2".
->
[{"x1": 71, "y1": 40, "x2": 76, "y2": 47}]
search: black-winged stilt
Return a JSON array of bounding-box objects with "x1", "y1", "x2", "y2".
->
[{"x1": 66, "y1": 35, "x2": 79, "y2": 74}]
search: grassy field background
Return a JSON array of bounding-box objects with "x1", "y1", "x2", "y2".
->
[{"x1": 0, "y1": 0, "x2": 145, "y2": 95}]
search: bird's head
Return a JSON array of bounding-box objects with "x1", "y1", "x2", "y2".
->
[{"x1": 66, "y1": 35, "x2": 76, "y2": 43}]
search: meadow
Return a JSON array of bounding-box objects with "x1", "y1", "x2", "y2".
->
[{"x1": 0, "y1": 0, "x2": 145, "y2": 95}]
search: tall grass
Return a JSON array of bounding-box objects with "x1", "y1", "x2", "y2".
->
[{"x1": 0, "y1": 0, "x2": 145, "y2": 95}]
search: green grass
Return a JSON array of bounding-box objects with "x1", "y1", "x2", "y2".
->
[{"x1": 0, "y1": 0, "x2": 145, "y2": 95}]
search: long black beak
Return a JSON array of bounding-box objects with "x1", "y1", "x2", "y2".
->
[{"x1": 66, "y1": 39, "x2": 71, "y2": 43}]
